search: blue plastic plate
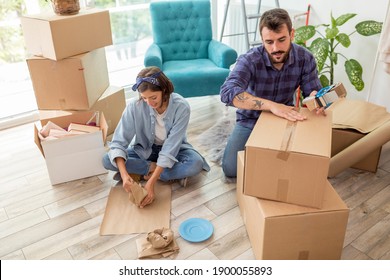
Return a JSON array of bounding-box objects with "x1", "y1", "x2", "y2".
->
[{"x1": 179, "y1": 218, "x2": 214, "y2": 242}]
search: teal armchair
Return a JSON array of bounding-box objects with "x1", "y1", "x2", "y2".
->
[{"x1": 144, "y1": 0, "x2": 238, "y2": 98}]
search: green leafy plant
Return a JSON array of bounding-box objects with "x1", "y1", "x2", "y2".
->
[{"x1": 294, "y1": 13, "x2": 382, "y2": 91}]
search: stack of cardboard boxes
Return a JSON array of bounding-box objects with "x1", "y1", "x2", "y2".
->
[
  {"x1": 237, "y1": 108, "x2": 350, "y2": 259},
  {"x1": 21, "y1": 8, "x2": 126, "y2": 185}
]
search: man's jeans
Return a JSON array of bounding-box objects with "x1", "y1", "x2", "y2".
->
[
  {"x1": 222, "y1": 124, "x2": 252, "y2": 178},
  {"x1": 102, "y1": 144, "x2": 204, "y2": 181}
]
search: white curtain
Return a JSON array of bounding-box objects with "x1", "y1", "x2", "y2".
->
[{"x1": 367, "y1": 1, "x2": 390, "y2": 111}]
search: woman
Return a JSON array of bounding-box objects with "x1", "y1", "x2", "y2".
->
[{"x1": 102, "y1": 66, "x2": 210, "y2": 208}]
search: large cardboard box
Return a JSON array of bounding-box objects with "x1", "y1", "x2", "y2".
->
[
  {"x1": 244, "y1": 108, "x2": 332, "y2": 208},
  {"x1": 21, "y1": 8, "x2": 112, "y2": 60},
  {"x1": 34, "y1": 111, "x2": 108, "y2": 185},
  {"x1": 90, "y1": 86, "x2": 126, "y2": 136},
  {"x1": 27, "y1": 48, "x2": 109, "y2": 110},
  {"x1": 237, "y1": 151, "x2": 349, "y2": 260},
  {"x1": 332, "y1": 128, "x2": 382, "y2": 173}
]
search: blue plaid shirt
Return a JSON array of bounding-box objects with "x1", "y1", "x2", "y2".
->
[{"x1": 220, "y1": 43, "x2": 322, "y2": 129}]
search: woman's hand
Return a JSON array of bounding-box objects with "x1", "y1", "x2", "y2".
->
[
  {"x1": 121, "y1": 174, "x2": 135, "y2": 193},
  {"x1": 140, "y1": 180, "x2": 155, "y2": 208},
  {"x1": 114, "y1": 157, "x2": 135, "y2": 193},
  {"x1": 139, "y1": 164, "x2": 163, "y2": 208}
]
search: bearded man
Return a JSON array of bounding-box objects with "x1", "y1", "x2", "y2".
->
[{"x1": 220, "y1": 8, "x2": 323, "y2": 178}]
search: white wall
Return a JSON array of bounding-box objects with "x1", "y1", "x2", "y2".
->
[
  {"x1": 215, "y1": 0, "x2": 388, "y2": 101},
  {"x1": 368, "y1": 1, "x2": 390, "y2": 111}
]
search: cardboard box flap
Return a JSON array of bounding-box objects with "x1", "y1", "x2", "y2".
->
[
  {"x1": 260, "y1": 181, "x2": 349, "y2": 218},
  {"x1": 329, "y1": 99, "x2": 390, "y2": 133},
  {"x1": 41, "y1": 130, "x2": 104, "y2": 157},
  {"x1": 246, "y1": 109, "x2": 332, "y2": 158},
  {"x1": 35, "y1": 111, "x2": 107, "y2": 155}
]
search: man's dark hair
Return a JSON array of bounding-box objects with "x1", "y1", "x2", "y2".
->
[{"x1": 259, "y1": 8, "x2": 293, "y2": 35}]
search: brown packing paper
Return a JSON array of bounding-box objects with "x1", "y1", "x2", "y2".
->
[
  {"x1": 100, "y1": 182, "x2": 171, "y2": 235},
  {"x1": 136, "y1": 234, "x2": 179, "y2": 259},
  {"x1": 328, "y1": 120, "x2": 390, "y2": 177},
  {"x1": 329, "y1": 99, "x2": 390, "y2": 133},
  {"x1": 327, "y1": 99, "x2": 390, "y2": 177},
  {"x1": 128, "y1": 182, "x2": 148, "y2": 206}
]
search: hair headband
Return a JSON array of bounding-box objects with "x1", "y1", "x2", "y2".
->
[{"x1": 131, "y1": 71, "x2": 162, "y2": 91}]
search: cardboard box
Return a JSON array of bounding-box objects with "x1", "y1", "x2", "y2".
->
[
  {"x1": 328, "y1": 99, "x2": 390, "y2": 177},
  {"x1": 237, "y1": 151, "x2": 349, "y2": 260},
  {"x1": 90, "y1": 86, "x2": 126, "y2": 135},
  {"x1": 21, "y1": 8, "x2": 112, "y2": 60},
  {"x1": 332, "y1": 128, "x2": 382, "y2": 173},
  {"x1": 38, "y1": 85, "x2": 126, "y2": 136},
  {"x1": 34, "y1": 111, "x2": 108, "y2": 185},
  {"x1": 244, "y1": 108, "x2": 332, "y2": 208},
  {"x1": 27, "y1": 48, "x2": 109, "y2": 110}
]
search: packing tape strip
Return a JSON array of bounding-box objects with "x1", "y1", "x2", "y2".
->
[
  {"x1": 277, "y1": 120, "x2": 297, "y2": 161},
  {"x1": 277, "y1": 179, "x2": 289, "y2": 201}
]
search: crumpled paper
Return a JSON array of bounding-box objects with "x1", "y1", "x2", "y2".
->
[{"x1": 136, "y1": 228, "x2": 179, "y2": 259}]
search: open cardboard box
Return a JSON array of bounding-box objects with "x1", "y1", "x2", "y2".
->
[
  {"x1": 328, "y1": 99, "x2": 390, "y2": 177},
  {"x1": 34, "y1": 111, "x2": 108, "y2": 185},
  {"x1": 27, "y1": 48, "x2": 109, "y2": 110},
  {"x1": 332, "y1": 128, "x2": 382, "y2": 173},
  {"x1": 38, "y1": 85, "x2": 126, "y2": 136},
  {"x1": 244, "y1": 108, "x2": 332, "y2": 208},
  {"x1": 21, "y1": 8, "x2": 112, "y2": 60},
  {"x1": 237, "y1": 151, "x2": 349, "y2": 260}
]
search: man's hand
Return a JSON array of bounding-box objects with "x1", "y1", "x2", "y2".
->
[
  {"x1": 309, "y1": 90, "x2": 326, "y2": 116},
  {"x1": 270, "y1": 102, "x2": 307, "y2": 122}
]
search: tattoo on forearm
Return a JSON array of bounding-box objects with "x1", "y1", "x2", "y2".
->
[
  {"x1": 235, "y1": 93, "x2": 249, "y2": 102},
  {"x1": 235, "y1": 93, "x2": 264, "y2": 110},
  {"x1": 253, "y1": 100, "x2": 264, "y2": 110}
]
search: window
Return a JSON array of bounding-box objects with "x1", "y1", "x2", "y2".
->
[{"x1": 0, "y1": 0, "x2": 152, "y2": 130}]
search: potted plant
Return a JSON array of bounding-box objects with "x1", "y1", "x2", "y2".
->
[
  {"x1": 46, "y1": 0, "x2": 80, "y2": 15},
  {"x1": 294, "y1": 12, "x2": 382, "y2": 91}
]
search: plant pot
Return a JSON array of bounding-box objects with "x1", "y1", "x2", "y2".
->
[{"x1": 51, "y1": 0, "x2": 80, "y2": 15}]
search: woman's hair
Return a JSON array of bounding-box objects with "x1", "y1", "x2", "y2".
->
[
  {"x1": 136, "y1": 66, "x2": 174, "y2": 102},
  {"x1": 259, "y1": 8, "x2": 293, "y2": 35}
]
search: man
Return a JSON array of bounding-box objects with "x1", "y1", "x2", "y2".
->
[{"x1": 220, "y1": 8, "x2": 322, "y2": 178}]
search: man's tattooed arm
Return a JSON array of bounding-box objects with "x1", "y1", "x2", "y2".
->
[{"x1": 233, "y1": 92, "x2": 265, "y2": 110}]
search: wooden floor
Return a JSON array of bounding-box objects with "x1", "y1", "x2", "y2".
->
[{"x1": 1, "y1": 95, "x2": 390, "y2": 260}]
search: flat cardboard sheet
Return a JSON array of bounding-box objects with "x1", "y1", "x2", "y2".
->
[
  {"x1": 100, "y1": 182, "x2": 171, "y2": 235},
  {"x1": 330, "y1": 99, "x2": 390, "y2": 133}
]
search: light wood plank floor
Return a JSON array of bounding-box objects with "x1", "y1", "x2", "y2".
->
[{"x1": 1, "y1": 95, "x2": 390, "y2": 260}]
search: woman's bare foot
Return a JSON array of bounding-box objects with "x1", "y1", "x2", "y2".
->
[{"x1": 143, "y1": 162, "x2": 157, "y2": 181}]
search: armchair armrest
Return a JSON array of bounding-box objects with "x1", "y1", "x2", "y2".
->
[
  {"x1": 208, "y1": 39, "x2": 237, "y2": 69},
  {"x1": 144, "y1": 43, "x2": 163, "y2": 69}
]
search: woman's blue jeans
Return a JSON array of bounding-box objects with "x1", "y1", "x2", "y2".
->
[
  {"x1": 222, "y1": 124, "x2": 252, "y2": 178},
  {"x1": 102, "y1": 144, "x2": 204, "y2": 181}
]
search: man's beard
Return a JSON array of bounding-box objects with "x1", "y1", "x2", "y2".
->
[{"x1": 268, "y1": 44, "x2": 291, "y2": 65}]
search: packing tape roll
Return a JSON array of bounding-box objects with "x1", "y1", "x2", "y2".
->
[{"x1": 329, "y1": 120, "x2": 390, "y2": 177}]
